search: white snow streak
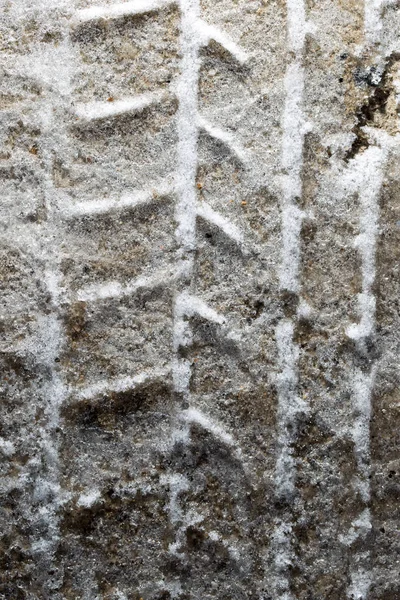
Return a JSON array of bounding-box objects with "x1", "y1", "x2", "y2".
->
[
  {"x1": 180, "y1": 407, "x2": 242, "y2": 456},
  {"x1": 348, "y1": 567, "x2": 373, "y2": 600},
  {"x1": 172, "y1": 291, "x2": 225, "y2": 395},
  {"x1": 352, "y1": 370, "x2": 374, "y2": 503},
  {"x1": 174, "y1": 0, "x2": 201, "y2": 270},
  {"x1": 345, "y1": 142, "x2": 388, "y2": 600},
  {"x1": 195, "y1": 19, "x2": 247, "y2": 64},
  {"x1": 75, "y1": 268, "x2": 176, "y2": 302},
  {"x1": 275, "y1": 320, "x2": 307, "y2": 499},
  {"x1": 273, "y1": 0, "x2": 310, "y2": 597},
  {"x1": 73, "y1": 366, "x2": 171, "y2": 401},
  {"x1": 0, "y1": 437, "x2": 15, "y2": 457},
  {"x1": 198, "y1": 115, "x2": 249, "y2": 166},
  {"x1": 76, "y1": 0, "x2": 173, "y2": 22},
  {"x1": 161, "y1": 472, "x2": 203, "y2": 556},
  {"x1": 168, "y1": 0, "x2": 208, "y2": 567},
  {"x1": 197, "y1": 201, "x2": 244, "y2": 245},
  {"x1": 25, "y1": 37, "x2": 72, "y2": 583},
  {"x1": 280, "y1": 61, "x2": 309, "y2": 292},
  {"x1": 175, "y1": 291, "x2": 225, "y2": 324},
  {"x1": 345, "y1": 146, "x2": 387, "y2": 342},
  {"x1": 63, "y1": 180, "x2": 174, "y2": 218},
  {"x1": 75, "y1": 91, "x2": 165, "y2": 121},
  {"x1": 344, "y1": 0, "x2": 393, "y2": 592}
]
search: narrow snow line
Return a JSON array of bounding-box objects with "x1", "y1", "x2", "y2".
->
[
  {"x1": 275, "y1": 320, "x2": 307, "y2": 498},
  {"x1": 170, "y1": 0, "x2": 202, "y2": 401},
  {"x1": 280, "y1": 60, "x2": 308, "y2": 292},
  {"x1": 351, "y1": 369, "x2": 375, "y2": 503},
  {"x1": 208, "y1": 530, "x2": 241, "y2": 561},
  {"x1": 195, "y1": 20, "x2": 248, "y2": 64},
  {"x1": 76, "y1": 0, "x2": 174, "y2": 22},
  {"x1": 180, "y1": 407, "x2": 242, "y2": 454},
  {"x1": 279, "y1": 204, "x2": 305, "y2": 293},
  {"x1": 75, "y1": 91, "x2": 166, "y2": 122},
  {"x1": 33, "y1": 202, "x2": 67, "y2": 568},
  {"x1": 196, "y1": 200, "x2": 244, "y2": 245},
  {"x1": 344, "y1": 142, "x2": 388, "y2": 600},
  {"x1": 273, "y1": 1, "x2": 309, "y2": 598},
  {"x1": 26, "y1": 38, "x2": 72, "y2": 588},
  {"x1": 71, "y1": 365, "x2": 171, "y2": 401},
  {"x1": 74, "y1": 268, "x2": 177, "y2": 303},
  {"x1": 62, "y1": 180, "x2": 174, "y2": 218},
  {"x1": 174, "y1": 0, "x2": 201, "y2": 276},
  {"x1": 175, "y1": 291, "x2": 226, "y2": 324},
  {"x1": 169, "y1": 0, "x2": 214, "y2": 572},
  {"x1": 346, "y1": 146, "x2": 386, "y2": 343},
  {"x1": 197, "y1": 115, "x2": 249, "y2": 166}
]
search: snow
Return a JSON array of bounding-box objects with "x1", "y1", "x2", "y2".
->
[
  {"x1": 0, "y1": 437, "x2": 15, "y2": 457},
  {"x1": 276, "y1": 320, "x2": 299, "y2": 393},
  {"x1": 344, "y1": 4, "x2": 394, "y2": 596},
  {"x1": 281, "y1": 62, "x2": 307, "y2": 201},
  {"x1": 351, "y1": 368, "x2": 374, "y2": 503},
  {"x1": 195, "y1": 20, "x2": 247, "y2": 64},
  {"x1": 271, "y1": 520, "x2": 296, "y2": 600},
  {"x1": 173, "y1": 292, "x2": 225, "y2": 387},
  {"x1": 76, "y1": 0, "x2": 173, "y2": 22},
  {"x1": 74, "y1": 366, "x2": 171, "y2": 401},
  {"x1": 77, "y1": 489, "x2": 101, "y2": 508},
  {"x1": 76, "y1": 268, "x2": 176, "y2": 302},
  {"x1": 172, "y1": 290, "x2": 226, "y2": 356},
  {"x1": 160, "y1": 473, "x2": 189, "y2": 524},
  {"x1": 339, "y1": 508, "x2": 372, "y2": 545},
  {"x1": 273, "y1": 1, "x2": 308, "y2": 596},
  {"x1": 364, "y1": 0, "x2": 384, "y2": 46},
  {"x1": 172, "y1": 357, "x2": 192, "y2": 395},
  {"x1": 347, "y1": 567, "x2": 372, "y2": 600},
  {"x1": 279, "y1": 61, "x2": 310, "y2": 292},
  {"x1": 198, "y1": 115, "x2": 248, "y2": 166},
  {"x1": 174, "y1": 0, "x2": 201, "y2": 264},
  {"x1": 197, "y1": 201, "x2": 244, "y2": 245},
  {"x1": 344, "y1": 145, "x2": 387, "y2": 343},
  {"x1": 161, "y1": 474, "x2": 203, "y2": 556},
  {"x1": 274, "y1": 320, "x2": 307, "y2": 498},
  {"x1": 175, "y1": 291, "x2": 225, "y2": 324},
  {"x1": 64, "y1": 180, "x2": 174, "y2": 218},
  {"x1": 170, "y1": 3, "x2": 246, "y2": 562},
  {"x1": 279, "y1": 205, "x2": 305, "y2": 293},
  {"x1": 180, "y1": 407, "x2": 242, "y2": 455},
  {"x1": 75, "y1": 91, "x2": 165, "y2": 121},
  {"x1": 207, "y1": 529, "x2": 241, "y2": 560},
  {"x1": 286, "y1": 0, "x2": 307, "y2": 53},
  {"x1": 19, "y1": 29, "x2": 74, "y2": 573}
]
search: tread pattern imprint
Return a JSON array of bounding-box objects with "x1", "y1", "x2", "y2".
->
[{"x1": 0, "y1": 0, "x2": 399, "y2": 599}]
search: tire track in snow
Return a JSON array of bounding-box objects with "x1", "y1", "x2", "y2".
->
[
  {"x1": 26, "y1": 35, "x2": 72, "y2": 595},
  {"x1": 272, "y1": 1, "x2": 312, "y2": 597},
  {"x1": 167, "y1": 1, "x2": 249, "y2": 592},
  {"x1": 345, "y1": 132, "x2": 391, "y2": 600},
  {"x1": 344, "y1": 1, "x2": 393, "y2": 596}
]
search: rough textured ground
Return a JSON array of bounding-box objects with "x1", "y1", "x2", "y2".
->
[{"x1": 0, "y1": 0, "x2": 399, "y2": 599}]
